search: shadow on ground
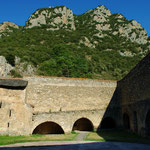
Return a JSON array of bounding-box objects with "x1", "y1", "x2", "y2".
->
[
  {"x1": 94, "y1": 85, "x2": 150, "y2": 145},
  {"x1": 96, "y1": 129, "x2": 150, "y2": 145},
  {"x1": 1, "y1": 141, "x2": 150, "y2": 150}
]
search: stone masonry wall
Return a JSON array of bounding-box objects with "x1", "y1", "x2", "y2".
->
[
  {"x1": 0, "y1": 87, "x2": 32, "y2": 135},
  {"x1": 25, "y1": 76, "x2": 116, "y2": 113},
  {"x1": 0, "y1": 76, "x2": 116, "y2": 135},
  {"x1": 116, "y1": 53, "x2": 150, "y2": 136}
]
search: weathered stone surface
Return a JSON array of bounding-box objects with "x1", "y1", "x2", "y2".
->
[
  {"x1": 0, "y1": 22, "x2": 19, "y2": 33},
  {"x1": 25, "y1": 77, "x2": 116, "y2": 113},
  {"x1": 92, "y1": 5, "x2": 111, "y2": 23},
  {"x1": 26, "y1": 6, "x2": 75, "y2": 31},
  {"x1": 0, "y1": 87, "x2": 32, "y2": 135},
  {"x1": 79, "y1": 37, "x2": 95, "y2": 48},
  {"x1": 117, "y1": 20, "x2": 148, "y2": 44},
  {"x1": 0, "y1": 56, "x2": 36, "y2": 77},
  {"x1": 109, "y1": 52, "x2": 150, "y2": 136},
  {"x1": 0, "y1": 76, "x2": 116, "y2": 135},
  {"x1": 0, "y1": 56, "x2": 13, "y2": 77},
  {"x1": 83, "y1": 5, "x2": 148, "y2": 45},
  {"x1": 15, "y1": 62, "x2": 36, "y2": 76}
]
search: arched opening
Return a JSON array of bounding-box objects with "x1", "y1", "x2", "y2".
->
[
  {"x1": 32, "y1": 121, "x2": 64, "y2": 134},
  {"x1": 145, "y1": 110, "x2": 150, "y2": 136},
  {"x1": 123, "y1": 113, "x2": 130, "y2": 130},
  {"x1": 72, "y1": 118, "x2": 93, "y2": 131},
  {"x1": 100, "y1": 117, "x2": 116, "y2": 129}
]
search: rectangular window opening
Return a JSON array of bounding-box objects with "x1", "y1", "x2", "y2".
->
[
  {"x1": 9, "y1": 110, "x2": 11, "y2": 117},
  {"x1": 0, "y1": 102, "x2": 2, "y2": 108}
]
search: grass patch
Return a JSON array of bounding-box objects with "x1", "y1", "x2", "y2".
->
[
  {"x1": 85, "y1": 129, "x2": 150, "y2": 145},
  {"x1": 0, "y1": 133, "x2": 78, "y2": 146}
]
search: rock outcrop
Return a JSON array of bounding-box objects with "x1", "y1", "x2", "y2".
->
[
  {"x1": 0, "y1": 22, "x2": 19, "y2": 33},
  {"x1": 0, "y1": 56, "x2": 36, "y2": 77},
  {"x1": 24, "y1": 5, "x2": 149, "y2": 45},
  {"x1": 77, "y1": 5, "x2": 148, "y2": 45},
  {"x1": 117, "y1": 20, "x2": 148, "y2": 44},
  {"x1": 0, "y1": 56, "x2": 13, "y2": 77},
  {"x1": 26, "y1": 6, "x2": 75, "y2": 30},
  {"x1": 14, "y1": 57, "x2": 36, "y2": 76}
]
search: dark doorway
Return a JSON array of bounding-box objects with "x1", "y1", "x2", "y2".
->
[
  {"x1": 146, "y1": 110, "x2": 150, "y2": 136},
  {"x1": 32, "y1": 121, "x2": 64, "y2": 134},
  {"x1": 100, "y1": 117, "x2": 116, "y2": 129},
  {"x1": 123, "y1": 113, "x2": 130, "y2": 130},
  {"x1": 72, "y1": 118, "x2": 93, "y2": 131}
]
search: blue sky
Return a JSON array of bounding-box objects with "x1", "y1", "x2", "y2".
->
[{"x1": 0, "y1": 0, "x2": 149, "y2": 36}]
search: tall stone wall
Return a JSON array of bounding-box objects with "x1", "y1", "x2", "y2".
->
[
  {"x1": 0, "y1": 79, "x2": 32, "y2": 135},
  {"x1": 0, "y1": 76, "x2": 117, "y2": 135},
  {"x1": 116, "y1": 53, "x2": 150, "y2": 136},
  {"x1": 25, "y1": 77, "x2": 116, "y2": 113}
]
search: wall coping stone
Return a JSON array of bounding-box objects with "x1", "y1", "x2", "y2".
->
[{"x1": 0, "y1": 78, "x2": 28, "y2": 89}]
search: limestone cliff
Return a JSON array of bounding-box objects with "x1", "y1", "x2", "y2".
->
[
  {"x1": 26, "y1": 6, "x2": 75, "y2": 30},
  {"x1": 0, "y1": 56, "x2": 36, "y2": 77},
  {"x1": 0, "y1": 56, "x2": 13, "y2": 77},
  {"x1": 76, "y1": 5, "x2": 148, "y2": 46},
  {"x1": 0, "y1": 22, "x2": 19, "y2": 37}
]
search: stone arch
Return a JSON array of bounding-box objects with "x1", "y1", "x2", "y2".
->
[
  {"x1": 72, "y1": 118, "x2": 94, "y2": 131},
  {"x1": 145, "y1": 110, "x2": 150, "y2": 136},
  {"x1": 123, "y1": 113, "x2": 130, "y2": 130},
  {"x1": 32, "y1": 121, "x2": 64, "y2": 134},
  {"x1": 100, "y1": 117, "x2": 116, "y2": 129}
]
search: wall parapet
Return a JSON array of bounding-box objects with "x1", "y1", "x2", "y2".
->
[{"x1": 24, "y1": 76, "x2": 116, "y2": 88}]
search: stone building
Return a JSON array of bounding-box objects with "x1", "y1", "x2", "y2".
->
[
  {"x1": 0, "y1": 77, "x2": 116, "y2": 135},
  {"x1": 0, "y1": 53, "x2": 150, "y2": 136},
  {"x1": 104, "y1": 53, "x2": 150, "y2": 137}
]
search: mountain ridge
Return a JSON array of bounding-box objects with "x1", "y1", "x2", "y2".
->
[{"x1": 0, "y1": 5, "x2": 149, "y2": 80}]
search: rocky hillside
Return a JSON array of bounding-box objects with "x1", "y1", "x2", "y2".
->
[
  {"x1": 0, "y1": 5, "x2": 149, "y2": 80},
  {"x1": 0, "y1": 22, "x2": 19, "y2": 37},
  {"x1": 26, "y1": 6, "x2": 75, "y2": 30},
  {"x1": 76, "y1": 6, "x2": 148, "y2": 45}
]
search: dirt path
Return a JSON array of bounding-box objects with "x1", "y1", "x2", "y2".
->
[{"x1": 73, "y1": 131, "x2": 89, "y2": 141}]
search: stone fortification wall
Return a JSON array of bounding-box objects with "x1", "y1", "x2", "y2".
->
[
  {"x1": 116, "y1": 53, "x2": 150, "y2": 136},
  {"x1": 31, "y1": 109, "x2": 105, "y2": 133},
  {"x1": 118, "y1": 53, "x2": 150, "y2": 105},
  {"x1": 0, "y1": 76, "x2": 116, "y2": 135},
  {"x1": 24, "y1": 76, "x2": 116, "y2": 113},
  {"x1": 0, "y1": 79, "x2": 32, "y2": 135}
]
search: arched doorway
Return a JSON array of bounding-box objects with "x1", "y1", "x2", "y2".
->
[
  {"x1": 123, "y1": 113, "x2": 130, "y2": 130},
  {"x1": 145, "y1": 110, "x2": 150, "y2": 136},
  {"x1": 100, "y1": 117, "x2": 116, "y2": 129},
  {"x1": 32, "y1": 121, "x2": 64, "y2": 134},
  {"x1": 72, "y1": 118, "x2": 93, "y2": 131}
]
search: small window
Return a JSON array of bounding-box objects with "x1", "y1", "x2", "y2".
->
[
  {"x1": 0, "y1": 102, "x2": 2, "y2": 108},
  {"x1": 9, "y1": 110, "x2": 11, "y2": 117}
]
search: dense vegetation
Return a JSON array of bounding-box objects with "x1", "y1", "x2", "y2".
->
[
  {"x1": 0, "y1": 6, "x2": 149, "y2": 80},
  {"x1": 0, "y1": 26, "x2": 144, "y2": 80}
]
